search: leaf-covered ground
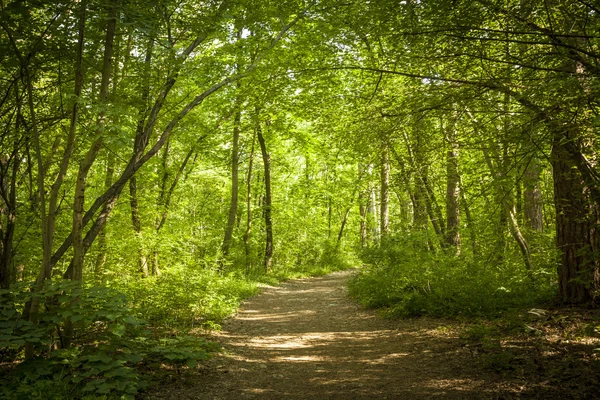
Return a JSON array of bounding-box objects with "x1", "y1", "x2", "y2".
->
[{"x1": 145, "y1": 270, "x2": 600, "y2": 399}]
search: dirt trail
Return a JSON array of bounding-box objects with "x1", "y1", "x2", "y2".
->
[{"x1": 149, "y1": 270, "x2": 513, "y2": 399}]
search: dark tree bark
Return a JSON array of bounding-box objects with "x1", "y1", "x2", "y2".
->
[
  {"x1": 0, "y1": 144, "x2": 18, "y2": 289},
  {"x1": 552, "y1": 127, "x2": 599, "y2": 303},
  {"x1": 256, "y1": 121, "x2": 273, "y2": 272}
]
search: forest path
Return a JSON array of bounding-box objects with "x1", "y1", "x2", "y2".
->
[{"x1": 148, "y1": 270, "x2": 507, "y2": 399}]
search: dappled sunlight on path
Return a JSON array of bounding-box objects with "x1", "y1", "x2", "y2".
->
[{"x1": 148, "y1": 270, "x2": 520, "y2": 399}]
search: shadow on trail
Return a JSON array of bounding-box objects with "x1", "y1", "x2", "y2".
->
[
  {"x1": 205, "y1": 272, "x2": 504, "y2": 399},
  {"x1": 148, "y1": 271, "x2": 595, "y2": 400}
]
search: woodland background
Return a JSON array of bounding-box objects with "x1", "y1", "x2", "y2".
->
[{"x1": 0, "y1": 0, "x2": 599, "y2": 398}]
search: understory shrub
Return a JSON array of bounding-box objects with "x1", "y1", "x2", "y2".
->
[
  {"x1": 115, "y1": 265, "x2": 260, "y2": 329},
  {"x1": 0, "y1": 281, "x2": 218, "y2": 400},
  {"x1": 349, "y1": 234, "x2": 558, "y2": 318}
]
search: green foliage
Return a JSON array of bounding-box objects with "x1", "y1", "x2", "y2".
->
[
  {"x1": 0, "y1": 281, "x2": 218, "y2": 400},
  {"x1": 348, "y1": 234, "x2": 557, "y2": 318},
  {"x1": 255, "y1": 241, "x2": 358, "y2": 282},
  {"x1": 116, "y1": 265, "x2": 259, "y2": 329},
  {"x1": 146, "y1": 335, "x2": 219, "y2": 369}
]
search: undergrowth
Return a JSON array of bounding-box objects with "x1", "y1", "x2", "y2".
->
[
  {"x1": 348, "y1": 234, "x2": 558, "y2": 318},
  {"x1": 0, "y1": 244, "x2": 356, "y2": 399}
]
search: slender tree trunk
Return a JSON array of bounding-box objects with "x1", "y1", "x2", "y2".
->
[
  {"x1": 337, "y1": 183, "x2": 359, "y2": 249},
  {"x1": 244, "y1": 131, "x2": 256, "y2": 271},
  {"x1": 94, "y1": 152, "x2": 114, "y2": 279},
  {"x1": 445, "y1": 127, "x2": 460, "y2": 251},
  {"x1": 368, "y1": 184, "x2": 378, "y2": 241},
  {"x1": 524, "y1": 157, "x2": 543, "y2": 232},
  {"x1": 70, "y1": 0, "x2": 117, "y2": 282},
  {"x1": 256, "y1": 121, "x2": 273, "y2": 272},
  {"x1": 380, "y1": 143, "x2": 390, "y2": 239},
  {"x1": 413, "y1": 179, "x2": 429, "y2": 227},
  {"x1": 400, "y1": 131, "x2": 444, "y2": 245},
  {"x1": 129, "y1": 174, "x2": 148, "y2": 277},
  {"x1": 128, "y1": 32, "x2": 154, "y2": 278},
  {"x1": 65, "y1": 0, "x2": 115, "y2": 350},
  {"x1": 0, "y1": 147, "x2": 17, "y2": 289},
  {"x1": 483, "y1": 145, "x2": 532, "y2": 273},
  {"x1": 459, "y1": 179, "x2": 478, "y2": 255},
  {"x1": 358, "y1": 165, "x2": 368, "y2": 247},
  {"x1": 24, "y1": 63, "x2": 48, "y2": 358},
  {"x1": 515, "y1": 171, "x2": 523, "y2": 224},
  {"x1": 222, "y1": 107, "x2": 241, "y2": 258},
  {"x1": 507, "y1": 208, "x2": 534, "y2": 275},
  {"x1": 359, "y1": 200, "x2": 367, "y2": 246},
  {"x1": 421, "y1": 173, "x2": 445, "y2": 241}
]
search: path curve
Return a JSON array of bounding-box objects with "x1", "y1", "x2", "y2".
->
[{"x1": 149, "y1": 270, "x2": 506, "y2": 399}]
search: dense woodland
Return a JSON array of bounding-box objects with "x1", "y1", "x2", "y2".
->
[{"x1": 0, "y1": 0, "x2": 599, "y2": 398}]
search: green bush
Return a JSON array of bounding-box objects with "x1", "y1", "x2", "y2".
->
[
  {"x1": 348, "y1": 234, "x2": 557, "y2": 318},
  {"x1": 115, "y1": 265, "x2": 260, "y2": 329},
  {"x1": 0, "y1": 281, "x2": 218, "y2": 400}
]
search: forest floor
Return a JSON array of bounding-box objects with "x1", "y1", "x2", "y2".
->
[{"x1": 145, "y1": 270, "x2": 600, "y2": 400}]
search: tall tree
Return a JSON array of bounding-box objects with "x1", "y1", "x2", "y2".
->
[{"x1": 256, "y1": 117, "x2": 273, "y2": 272}]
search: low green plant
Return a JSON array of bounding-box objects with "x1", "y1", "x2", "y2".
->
[
  {"x1": 115, "y1": 265, "x2": 260, "y2": 328},
  {"x1": 0, "y1": 281, "x2": 218, "y2": 400},
  {"x1": 348, "y1": 234, "x2": 557, "y2": 318}
]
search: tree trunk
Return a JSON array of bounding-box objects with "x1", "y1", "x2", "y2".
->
[
  {"x1": 524, "y1": 157, "x2": 543, "y2": 232},
  {"x1": 244, "y1": 131, "x2": 256, "y2": 272},
  {"x1": 129, "y1": 174, "x2": 149, "y2": 277},
  {"x1": 70, "y1": 0, "x2": 117, "y2": 282},
  {"x1": 445, "y1": 127, "x2": 460, "y2": 251},
  {"x1": 380, "y1": 143, "x2": 390, "y2": 239},
  {"x1": 412, "y1": 141, "x2": 430, "y2": 235},
  {"x1": 0, "y1": 146, "x2": 17, "y2": 289},
  {"x1": 482, "y1": 145, "x2": 532, "y2": 272},
  {"x1": 257, "y1": 121, "x2": 273, "y2": 272},
  {"x1": 65, "y1": 1, "x2": 116, "y2": 350},
  {"x1": 127, "y1": 32, "x2": 155, "y2": 278},
  {"x1": 222, "y1": 108, "x2": 241, "y2": 258},
  {"x1": 399, "y1": 130, "x2": 444, "y2": 245},
  {"x1": 552, "y1": 128, "x2": 599, "y2": 303},
  {"x1": 337, "y1": 179, "x2": 360, "y2": 250},
  {"x1": 507, "y1": 208, "x2": 534, "y2": 275},
  {"x1": 358, "y1": 165, "x2": 368, "y2": 247},
  {"x1": 94, "y1": 152, "x2": 114, "y2": 280},
  {"x1": 459, "y1": 179, "x2": 478, "y2": 255},
  {"x1": 359, "y1": 200, "x2": 367, "y2": 246},
  {"x1": 368, "y1": 184, "x2": 379, "y2": 241}
]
